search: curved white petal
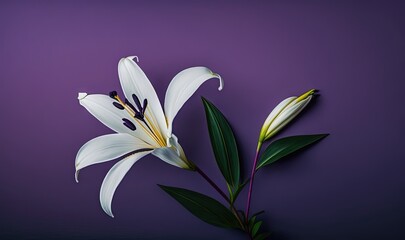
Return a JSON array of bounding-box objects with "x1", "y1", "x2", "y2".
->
[
  {"x1": 260, "y1": 97, "x2": 295, "y2": 139},
  {"x1": 75, "y1": 133, "x2": 153, "y2": 182},
  {"x1": 274, "y1": 96, "x2": 312, "y2": 127},
  {"x1": 100, "y1": 151, "x2": 152, "y2": 218},
  {"x1": 118, "y1": 57, "x2": 168, "y2": 138},
  {"x1": 266, "y1": 96, "x2": 312, "y2": 137},
  {"x1": 262, "y1": 97, "x2": 296, "y2": 129},
  {"x1": 152, "y1": 145, "x2": 189, "y2": 169},
  {"x1": 164, "y1": 67, "x2": 223, "y2": 135},
  {"x1": 167, "y1": 134, "x2": 187, "y2": 162},
  {"x1": 78, "y1": 93, "x2": 157, "y2": 146}
]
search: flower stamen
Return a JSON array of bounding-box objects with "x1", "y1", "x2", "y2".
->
[
  {"x1": 122, "y1": 118, "x2": 136, "y2": 131},
  {"x1": 132, "y1": 94, "x2": 143, "y2": 113},
  {"x1": 109, "y1": 91, "x2": 166, "y2": 147},
  {"x1": 144, "y1": 107, "x2": 166, "y2": 143},
  {"x1": 112, "y1": 102, "x2": 125, "y2": 110}
]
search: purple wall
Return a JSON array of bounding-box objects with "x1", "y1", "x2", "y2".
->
[{"x1": 1, "y1": 1, "x2": 404, "y2": 239}]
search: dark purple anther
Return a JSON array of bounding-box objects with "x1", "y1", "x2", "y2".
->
[
  {"x1": 113, "y1": 102, "x2": 124, "y2": 110},
  {"x1": 142, "y1": 99, "x2": 148, "y2": 115},
  {"x1": 122, "y1": 118, "x2": 136, "y2": 131},
  {"x1": 109, "y1": 91, "x2": 117, "y2": 99},
  {"x1": 132, "y1": 94, "x2": 143, "y2": 112}
]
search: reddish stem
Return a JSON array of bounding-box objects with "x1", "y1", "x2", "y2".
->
[
  {"x1": 195, "y1": 166, "x2": 245, "y2": 230},
  {"x1": 195, "y1": 166, "x2": 230, "y2": 203},
  {"x1": 245, "y1": 142, "x2": 262, "y2": 221}
]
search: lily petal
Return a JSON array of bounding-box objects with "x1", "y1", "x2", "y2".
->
[
  {"x1": 118, "y1": 57, "x2": 168, "y2": 138},
  {"x1": 164, "y1": 67, "x2": 223, "y2": 135},
  {"x1": 152, "y1": 146, "x2": 189, "y2": 169},
  {"x1": 78, "y1": 93, "x2": 157, "y2": 146},
  {"x1": 167, "y1": 134, "x2": 187, "y2": 164},
  {"x1": 75, "y1": 133, "x2": 153, "y2": 182},
  {"x1": 262, "y1": 97, "x2": 296, "y2": 129},
  {"x1": 100, "y1": 151, "x2": 152, "y2": 218},
  {"x1": 266, "y1": 96, "x2": 312, "y2": 137},
  {"x1": 260, "y1": 96, "x2": 296, "y2": 140}
]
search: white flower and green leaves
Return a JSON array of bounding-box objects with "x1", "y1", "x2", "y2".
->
[{"x1": 76, "y1": 56, "x2": 328, "y2": 240}]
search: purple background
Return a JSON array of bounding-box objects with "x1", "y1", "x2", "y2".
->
[{"x1": 1, "y1": 1, "x2": 404, "y2": 239}]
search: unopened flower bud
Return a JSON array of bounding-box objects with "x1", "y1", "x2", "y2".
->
[{"x1": 259, "y1": 89, "x2": 316, "y2": 142}]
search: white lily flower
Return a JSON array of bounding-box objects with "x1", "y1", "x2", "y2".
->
[
  {"x1": 75, "y1": 56, "x2": 223, "y2": 217},
  {"x1": 259, "y1": 89, "x2": 316, "y2": 142}
]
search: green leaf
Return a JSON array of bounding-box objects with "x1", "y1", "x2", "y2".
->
[
  {"x1": 159, "y1": 185, "x2": 240, "y2": 228},
  {"x1": 257, "y1": 134, "x2": 328, "y2": 170},
  {"x1": 252, "y1": 221, "x2": 263, "y2": 237},
  {"x1": 248, "y1": 213, "x2": 264, "y2": 238},
  {"x1": 248, "y1": 216, "x2": 256, "y2": 231},
  {"x1": 232, "y1": 179, "x2": 250, "y2": 203},
  {"x1": 202, "y1": 97, "x2": 240, "y2": 188},
  {"x1": 254, "y1": 232, "x2": 271, "y2": 240}
]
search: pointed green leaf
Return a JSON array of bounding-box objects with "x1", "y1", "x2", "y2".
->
[
  {"x1": 202, "y1": 97, "x2": 240, "y2": 188},
  {"x1": 232, "y1": 179, "x2": 250, "y2": 202},
  {"x1": 248, "y1": 216, "x2": 256, "y2": 230},
  {"x1": 159, "y1": 185, "x2": 240, "y2": 228},
  {"x1": 252, "y1": 221, "x2": 262, "y2": 237},
  {"x1": 257, "y1": 134, "x2": 328, "y2": 170},
  {"x1": 254, "y1": 232, "x2": 271, "y2": 240}
]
